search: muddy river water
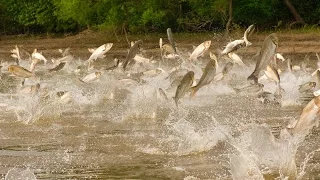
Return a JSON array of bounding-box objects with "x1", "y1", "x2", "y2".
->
[{"x1": 0, "y1": 32, "x2": 319, "y2": 179}]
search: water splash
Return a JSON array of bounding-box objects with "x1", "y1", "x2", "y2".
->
[{"x1": 5, "y1": 168, "x2": 36, "y2": 180}]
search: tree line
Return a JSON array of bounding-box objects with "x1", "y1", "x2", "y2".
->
[{"x1": 0, "y1": 0, "x2": 318, "y2": 35}]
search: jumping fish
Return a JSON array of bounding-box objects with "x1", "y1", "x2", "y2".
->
[
  {"x1": 209, "y1": 52, "x2": 219, "y2": 68},
  {"x1": 29, "y1": 58, "x2": 40, "y2": 72},
  {"x1": 51, "y1": 55, "x2": 74, "y2": 64},
  {"x1": 234, "y1": 83, "x2": 264, "y2": 95},
  {"x1": 123, "y1": 40, "x2": 143, "y2": 70},
  {"x1": 8, "y1": 65, "x2": 34, "y2": 78},
  {"x1": 48, "y1": 62, "x2": 66, "y2": 72},
  {"x1": 173, "y1": 71, "x2": 194, "y2": 107},
  {"x1": 87, "y1": 43, "x2": 113, "y2": 63},
  {"x1": 158, "y1": 88, "x2": 168, "y2": 101},
  {"x1": 142, "y1": 68, "x2": 163, "y2": 77},
  {"x1": 299, "y1": 82, "x2": 316, "y2": 93},
  {"x1": 167, "y1": 28, "x2": 176, "y2": 53},
  {"x1": 11, "y1": 45, "x2": 21, "y2": 63},
  {"x1": 190, "y1": 60, "x2": 216, "y2": 97},
  {"x1": 221, "y1": 25, "x2": 255, "y2": 55},
  {"x1": 58, "y1": 47, "x2": 71, "y2": 57},
  {"x1": 214, "y1": 62, "x2": 233, "y2": 81},
  {"x1": 228, "y1": 52, "x2": 246, "y2": 66},
  {"x1": 161, "y1": 44, "x2": 176, "y2": 57},
  {"x1": 12, "y1": 46, "x2": 31, "y2": 62},
  {"x1": 287, "y1": 96, "x2": 320, "y2": 135},
  {"x1": 189, "y1": 40, "x2": 211, "y2": 61},
  {"x1": 80, "y1": 72, "x2": 102, "y2": 83},
  {"x1": 32, "y1": 49, "x2": 48, "y2": 64},
  {"x1": 105, "y1": 58, "x2": 121, "y2": 71},
  {"x1": 257, "y1": 91, "x2": 281, "y2": 104},
  {"x1": 247, "y1": 33, "x2": 278, "y2": 84},
  {"x1": 264, "y1": 64, "x2": 283, "y2": 96}
]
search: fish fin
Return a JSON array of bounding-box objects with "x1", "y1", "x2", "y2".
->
[
  {"x1": 172, "y1": 97, "x2": 178, "y2": 107},
  {"x1": 190, "y1": 86, "x2": 198, "y2": 98},
  {"x1": 287, "y1": 119, "x2": 298, "y2": 129},
  {"x1": 78, "y1": 78, "x2": 85, "y2": 83},
  {"x1": 247, "y1": 74, "x2": 258, "y2": 84}
]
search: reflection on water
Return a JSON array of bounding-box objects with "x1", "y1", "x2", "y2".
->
[{"x1": 0, "y1": 39, "x2": 319, "y2": 179}]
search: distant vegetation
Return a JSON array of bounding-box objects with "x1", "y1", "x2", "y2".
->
[{"x1": 0, "y1": 0, "x2": 319, "y2": 35}]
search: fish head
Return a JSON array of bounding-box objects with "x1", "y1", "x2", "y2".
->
[
  {"x1": 310, "y1": 82, "x2": 317, "y2": 88},
  {"x1": 204, "y1": 40, "x2": 212, "y2": 49},
  {"x1": 269, "y1": 33, "x2": 279, "y2": 47},
  {"x1": 106, "y1": 43, "x2": 113, "y2": 49},
  {"x1": 8, "y1": 65, "x2": 14, "y2": 72}
]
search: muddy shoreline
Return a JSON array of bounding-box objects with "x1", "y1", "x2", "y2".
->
[{"x1": 0, "y1": 31, "x2": 319, "y2": 63}]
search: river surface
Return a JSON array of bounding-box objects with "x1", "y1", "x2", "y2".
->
[{"x1": 0, "y1": 32, "x2": 320, "y2": 179}]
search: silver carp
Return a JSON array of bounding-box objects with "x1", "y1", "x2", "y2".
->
[{"x1": 247, "y1": 33, "x2": 278, "y2": 84}]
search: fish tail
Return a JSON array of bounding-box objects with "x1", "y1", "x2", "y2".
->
[
  {"x1": 190, "y1": 86, "x2": 198, "y2": 98},
  {"x1": 246, "y1": 41, "x2": 253, "y2": 47}
]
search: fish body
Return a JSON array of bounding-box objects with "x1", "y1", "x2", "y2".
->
[
  {"x1": 264, "y1": 65, "x2": 280, "y2": 84},
  {"x1": 173, "y1": 71, "x2": 194, "y2": 106},
  {"x1": 167, "y1": 28, "x2": 176, "y2": 53},
  {"x1": 8, "y1": 65, "x2": 34, "y2": 78},
  {"x1": 11, "y1": 45, "x2": 21, "y2": 62},
  {"x1": 58, "y1": 47, "x2": 71, "y2": 57},
  {"x1": 29, "y1": 58, "x2": 40, "y2": 72},
  {"x1": 158, "y1": 88, "x2": 168, "y2": 101},
  {"x1": 80, "y1": 72, "x2": 101, "y2": 83},
  {"x1": 235, "y1": 83, "x2": 264, "y2": 95},
  {"x1": 189, "y1": 40, "x2": 211, "y2": 61},
  {"x1": 257, "y1": 91, "x2": 281, "y2": 104},
  {"x1": 87, "y1": 43, "x2": 113, "y2": 63},
  {"x1": 49, "y1": 62, "x2": 66, "y2": 72},
  {"x1": 247, "y1": 33, "x2": 278, "y2": 83},
  {"x1": 299, "y1": 82, "x2": 316, "y2": 93},
  {"x1": 287, "y1": 96, "x2": 320, "y2": 134},
  {"x1": 32, "y1": 49, "x2": 48, "y2": 64},
  {"x1": 214, "y1": 62, "x2": 233, "y2": 81},
  {"x1": 52, "y1": 55, "x2": 74, "y2": 64},
  {"x1": 228, "y1": 52, "x2": 245, "y2": 66},
  {"x1": 221, "y1": 25, "x2": 254, "y2": 55},
  {"x1": 161, "y1": 44, "x2": 175, "y2": 56},
  {"x1": 123, "y1": 40, "x2": 143, "y2": 70},
  {"x1": 221, "y1": 40, "x2": 246, "y2": 55},
  {"x1": 190, "y1": 60, "x2": 216, "y2": 97},
  {"x1": 133, "y1": 54, "x2": 150, "y2": 63},
  {"x1": 142, "y1": 69, "x2": 163, "y2": 77},
  {"x1": 105, "y1": 58, "x2": 121, "y2": 71},
  {"x1": 222, "y1": 62, "x2": 234, "y2": 75}
]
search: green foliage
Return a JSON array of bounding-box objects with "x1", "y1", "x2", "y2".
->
[
  {"x1": 1, "y1": 0, "x2": 56, "y2": 33},
  {"x1": 0, "y1": 0, "x2": 319, "y2": 34}
]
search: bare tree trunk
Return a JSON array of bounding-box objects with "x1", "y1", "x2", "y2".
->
[
  {"x1": 225, "y1": 0, "x2": 232, "y2": 36},
  {"x1": 283, "y1": 0, "x2": 305, "y2": 24}
]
